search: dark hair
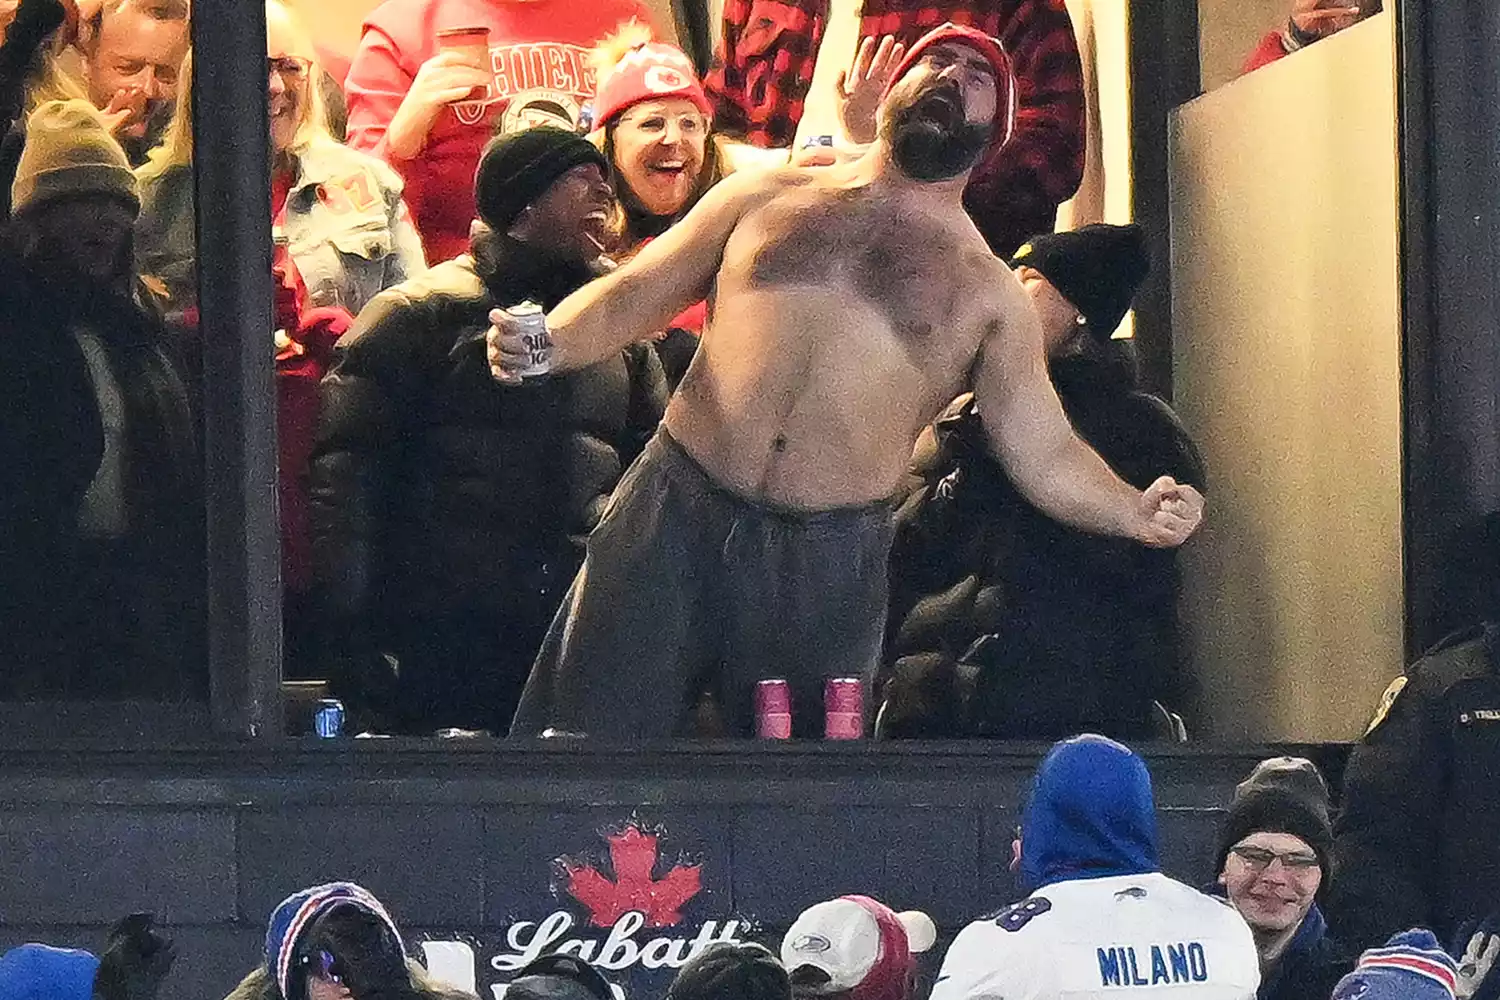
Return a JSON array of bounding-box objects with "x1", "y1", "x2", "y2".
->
[
  {"x1": 505, "y1": 954, "x2": 618, "y2": 1000},
  {"x1": 666, "y1": 943, "x2": 791, "y2": 1000},
  {"x1": 287, "y1": 905, "x2": 409, "y2": 1000}
]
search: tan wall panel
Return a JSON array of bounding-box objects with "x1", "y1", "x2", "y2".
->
[{"x1": 1169, "y1": 14, "x2": 1402, "y2": 741}]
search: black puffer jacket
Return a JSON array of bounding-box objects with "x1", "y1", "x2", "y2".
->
[
  {"x1": 879, "y1": 354, "x2": 1205, "y2": 740},
  {"x1": 308, "y1": 232, "x2": 666, "y2": 730}
]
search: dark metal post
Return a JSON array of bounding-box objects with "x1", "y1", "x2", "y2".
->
[
  {"x1": 192, "y1": 0, "x2": 283, "y2": 736},
  {"x1": 1397, "y1": 0, "x2": 1500, "y2": 654},
  {"x1": 1128, "y1": 0, "x2": 1201, "y2": 401}
]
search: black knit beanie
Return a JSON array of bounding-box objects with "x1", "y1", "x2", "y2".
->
[
  {"x1": 1008, "y1": 223, "x2": 1150, "y2": 341},
  {"x1": 1214, "y1": 757, "x2": 1335, "y2": 883},
  {"x1": 666, "y1": 942, "x2": 791, "y2": 1000},
  {"x1": 474, "y1": 126, "x2": 608, "y2": 231}
]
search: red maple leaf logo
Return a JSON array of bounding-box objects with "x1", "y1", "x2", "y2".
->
[{"x1": 558, "y1": 823, "x2": 703, "y2": 929}]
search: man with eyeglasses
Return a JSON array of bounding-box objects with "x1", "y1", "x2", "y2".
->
[{"x1": 1211, "y1": 757, "x2": 1351, "y2": 1000}]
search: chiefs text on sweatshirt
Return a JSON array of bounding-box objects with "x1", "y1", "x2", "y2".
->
[{"x1": 346, "y1": 0, "x2": 654, "y2": 263}]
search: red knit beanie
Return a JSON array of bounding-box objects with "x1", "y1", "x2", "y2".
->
[
  {"x1": 593, "y1": 34, "x2": 712, "y2": 127},
  {"x1": 882, "y1": 23, "x2": 1017, "y2": 172}
]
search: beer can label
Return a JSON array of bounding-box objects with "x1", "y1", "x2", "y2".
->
[{"x1": 509, "y1": 301, "x2": 552, "y2": 378}]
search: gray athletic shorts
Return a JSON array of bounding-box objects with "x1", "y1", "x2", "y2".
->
[{"x1": 509, "y1": 429, "x2": 896, "y2": 739}]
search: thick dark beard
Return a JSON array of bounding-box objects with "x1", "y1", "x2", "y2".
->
[{"x1": 885, "y1": 86, "x2": 992, "y2": 182}]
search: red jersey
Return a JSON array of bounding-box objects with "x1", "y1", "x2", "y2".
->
[
  {"x1": 1241, "y1": 30, "x2": 1290, "y2": 75},
  {"x1": 346, "y1": 0, "x2": 656, "y2": 263}
]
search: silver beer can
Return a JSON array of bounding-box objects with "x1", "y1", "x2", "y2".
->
[{"x1": 508, "y1": 300, "x2": 552, "y2": 378}]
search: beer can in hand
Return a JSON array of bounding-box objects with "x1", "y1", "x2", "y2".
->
[
  {"x1": 313, "y1": 699, "x2": 345, "y2": 739},
  {"x1": 755, "y1": 679, "x2": 793, "y2": 739},
  {"x1": 824, "y1": 678, "x2": 865, "y2": 740},
  {"x1": 508, "y1": 300, "x2": 553, "y2": 378}
]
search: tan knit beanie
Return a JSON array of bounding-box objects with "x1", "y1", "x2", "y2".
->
[{"x1": 11, "y1": 100, "x2": 140, "y2": 217}]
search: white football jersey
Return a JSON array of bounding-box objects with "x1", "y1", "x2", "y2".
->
[{"x1": 929, "y1": 873, "x2": 1260, "y2": 1000}]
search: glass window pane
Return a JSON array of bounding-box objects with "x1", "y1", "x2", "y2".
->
[{"x1": 1, "y1": 0, "x2": 205, "y2": 710}]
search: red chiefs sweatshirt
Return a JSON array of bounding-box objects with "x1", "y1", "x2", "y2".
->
[{"x1": 346, "y1": 0, "x2": 656, "y2": 264}]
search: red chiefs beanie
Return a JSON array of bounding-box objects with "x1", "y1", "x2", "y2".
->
[
  {"x1": 593, "y1": 40, "x2": 712, "y2": 127},
  {"x1": 882, "y1": 23, "x2": 1017, "y2": 172}
]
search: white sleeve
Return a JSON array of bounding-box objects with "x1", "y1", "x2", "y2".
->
[{"x1": 929, "y1": 921, "x2": 1037, "y2": 1000}]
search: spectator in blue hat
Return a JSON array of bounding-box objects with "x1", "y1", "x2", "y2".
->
[
  {"x1": 0, "y1": 945, "x2": 100, "y2": 1000},
  {"x1": 1331, "y1": 929, "x2": 1457, "y2": 1000},
  {"x1": 0, "y1": 915, "x2": 174, "y2": 1000}
]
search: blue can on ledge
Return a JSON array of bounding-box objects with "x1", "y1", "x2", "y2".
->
[{"x1": 313, "y1": 699, "x2": 345, "y2": 739}]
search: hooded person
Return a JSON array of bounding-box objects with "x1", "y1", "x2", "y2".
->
[
  {"x1": 227, "y1": 882, "x2": 474, "y2": 1000},
  {"x1": 780, "y1": 896, "x2": 937, "y2": 1000},
  {"x1": 0, "y1": 916, "x2": 175, "y2": 1000},
  {"x1": 309, "y1": 126, "x2": 668, "y2": 735},
  {"x1": 0, "y1": 945, "x2": 100, "y2": 1000},
  {"x1": 878, "y1": 224, "x2": 1204, "y2": 741},
  {"x1": 930, "y1": 735, "x2": 1261, "y2": 1000}
]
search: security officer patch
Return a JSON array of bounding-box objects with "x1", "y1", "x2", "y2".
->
[{"x1": 1364, "y1": 675, "x2": 1408, "y2": 737}]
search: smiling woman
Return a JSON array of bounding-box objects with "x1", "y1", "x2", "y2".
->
[{"x1": 588, "y1": 23, "x2": 729, "y2": 255}]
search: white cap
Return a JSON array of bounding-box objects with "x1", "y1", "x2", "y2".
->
[{"x1": 780, "y1": 898, "x2": 936, "y2": 995}]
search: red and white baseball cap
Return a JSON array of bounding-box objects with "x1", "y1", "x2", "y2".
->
[
  {"x1": 780, "y1": 896, "x2": 936, "y2": 1000},
  {"x1": 592, "y1": 34, "x2": 712, "y2": 128}
]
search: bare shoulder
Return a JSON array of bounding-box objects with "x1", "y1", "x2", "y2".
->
[
  {"x1": 707, "y1": 164, "x2": 807, "y2": 211},
  {"x1": 960, "y1": 249, "x2": 1032, "y2": 340}
]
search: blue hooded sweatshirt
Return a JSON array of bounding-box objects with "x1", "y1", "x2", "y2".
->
[
  {"x1": 0, "y1": 944, "x2": 100, "y2": 1000},
  {"x1": 1018, "y1": 734, "x2": 1161, "y2": 893}
]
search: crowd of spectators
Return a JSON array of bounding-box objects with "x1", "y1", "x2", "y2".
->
[
  {"x1": 0, "y1": 0, "x2": 1455, "y2": 744},
  {"x1": 0, "y1": 0, "x2": 1200, "y2": 737},
  {"x1": 3, "y1": 739, "x2": 1498, "y2": 1000}
]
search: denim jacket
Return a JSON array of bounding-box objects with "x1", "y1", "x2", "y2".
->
[{"x1": 136, "y1": 138, "x2": 426, "y2": 318}]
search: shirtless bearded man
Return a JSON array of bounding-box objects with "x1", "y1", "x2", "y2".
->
[{"x1": 488, "y1": 24, "x2": 1205, "y2": 739}]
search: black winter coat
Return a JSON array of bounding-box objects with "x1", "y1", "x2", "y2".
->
[
  {"x1": 308, "y1": 237, "x2": 667, "y2": 728},
  {"x1": 0, "y1": 263, "x2": 202, "y2": 698},
  {"x1": 1327, "y1": 623, "x2": 1500, "y2": 952},
  {"x1": 879, "y1": 355, "x2": 1205, "y2": 740}
]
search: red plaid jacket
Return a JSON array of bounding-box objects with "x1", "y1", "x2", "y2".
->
[{"x1": 704, "y1": 0, "x2": 1085, "y2": 255}]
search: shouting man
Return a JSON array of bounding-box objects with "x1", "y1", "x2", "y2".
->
[{"x1": 488, "y1": 24, "x2": 1205, "y2": 740}]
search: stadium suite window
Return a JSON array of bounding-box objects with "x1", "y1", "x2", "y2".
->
[{"x1": 0, "y1": 0, "x2": 277, "y2": 743}]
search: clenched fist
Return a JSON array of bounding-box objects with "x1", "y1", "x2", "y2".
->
[{"x1": 1134, "y1": 476, "x2": 1204, "y2": 548}]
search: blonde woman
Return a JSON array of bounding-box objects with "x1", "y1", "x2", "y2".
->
[
  {"x1": 1, "y1": 0, "x2": 91, "y2": 217},
  {"x1": 135, "y1": 0, "x2": 425, "y2": 318}
]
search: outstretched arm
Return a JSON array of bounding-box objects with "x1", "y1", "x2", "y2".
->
[
  {"x1": 972, "y1": 274, "x2": 1203, "y2": 547},
  {"x1": 489, "y1": 170, "x2": 770, "y2": 380}
]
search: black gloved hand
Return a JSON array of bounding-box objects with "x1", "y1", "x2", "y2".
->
[{"x1": 93, "y1": 913, "x2": 177, "y2": 1000}]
